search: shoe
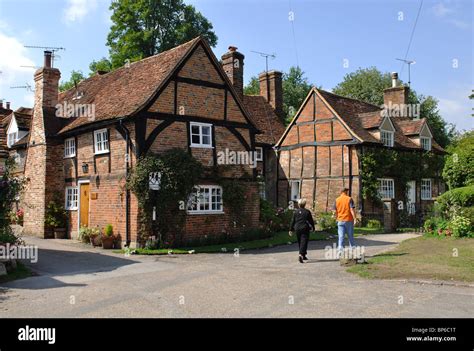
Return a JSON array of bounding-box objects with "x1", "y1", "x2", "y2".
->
[
  {"x1": 303, "y1": 255, "x2": 308, "y2": 260},
  {"x1": 299, "y1": 255, "x2": 304, "y2": 263}
]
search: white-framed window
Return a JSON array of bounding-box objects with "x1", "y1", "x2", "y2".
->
[
  {"x1": 64, "y1": 137, "x2": 76, "y2": 158},
  {"x1": 7, "y1": 132, "x2": 18, "y2": 147},
  {"x1": 255, "y1": 147, "x2": 263, "y2": 161},
  {"x1": 420, "y1": 137, "x2": 431, "y2": 151},
  {"x1": 65, "y1": 186, "x2": 78, "y2": 210},
  {"x1": 290, "y1": 180, "x2": 301, "y2": 201},
  {"x1": 378, "y1": 178, "x2": 395, "y2": 199},
  {"x1": 380, "y1": 130, "x2": 394, "y2": 147},
  {"x1": 421, "y1": 179, "x2": 432, "y2": 200},
  {"x1": 94, "y1": 129, "x2": 109, "y2": 154},
  {"x1": 190, "y1": 122, "x2": 212, "y2": 148},
  {"x1": 188, "y1": 185, "x2": 223, "y2": 213}
]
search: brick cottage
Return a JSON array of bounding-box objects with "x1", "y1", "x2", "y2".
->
[
  {"x1": 275, "y1": 73, "x2": 445, "y2": 230},
  {"x1": 9, "y1": 37, "x2": 285, "y2": 246}
]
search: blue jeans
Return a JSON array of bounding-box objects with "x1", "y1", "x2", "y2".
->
[{"x1": 337, "y1": 221, "x2": 355, "y2": 251}]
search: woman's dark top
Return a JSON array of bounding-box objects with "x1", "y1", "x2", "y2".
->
[{"x1": 290, "y1": 208, "x2": 315, "y2": 234}]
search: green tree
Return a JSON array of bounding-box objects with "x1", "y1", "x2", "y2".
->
[
  {"x1": 243, "y1": 76, "x2": 259, "y2": 96},
  {"x1": 244, "y1": 66, "x2": 312, "y2": 124},
  {"x1": 282, "y1": 67, "x2": 312, "y2": 124},
  {"x1": 89, "y1": 57, "x2": 113, "y2": 76},
  {"x1": 443, "y1": 131, "x2": 474, "y2": 189},
  {"x1": 59, "y1": 70, "x2": 85, "y2": 93},
  {"x1": 333, "y1": 67, "x2": 454, "y2": 148},
  {"x1": 106, "y1": 0, "x2": 217, "y2": 69}
]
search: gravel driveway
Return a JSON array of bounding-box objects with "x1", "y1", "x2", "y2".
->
[{"x1": 1, "y1": 234, "x2": 473, "y2": 318}]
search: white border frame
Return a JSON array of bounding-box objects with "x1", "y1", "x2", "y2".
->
[{"x1": 93, "y1": 128, "x2": 110, "y2": 155}]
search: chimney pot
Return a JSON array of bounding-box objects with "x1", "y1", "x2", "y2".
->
[
  {"x1": 228, "y1": 46, "x2": 238, "y2": 52},
  {"x1": 44, "y1": 51, "x2": 53, "y2": 68},
  {"x1": 6, "y1": 102, "x2": 10, "y2": 110},
  {"x1": 0, "y1": 102, "x2": 3, "y2": 109},
  {"x1": 391, "y1": 72, "x2": 398, "y2": 88}
]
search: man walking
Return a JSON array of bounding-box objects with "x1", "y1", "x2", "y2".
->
[
  {"x1": 334, "y1": 188, "x2": 357, "y2": 256},
  {"x1": 289, "y1": 199, "x2": 315, "y2": 263}
]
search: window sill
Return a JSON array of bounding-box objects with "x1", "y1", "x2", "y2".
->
[
  {"x1": 94, "y1": 150, "x2": 110, "y2": 155},
  {"x1": 66, "y1": 208, "x2": 78, "y2": 211},
  {"x1": 64, "y1": 155, "x2": 76, "y2": 159},
  {"x1": 190, "y1": 145, "x2": 214, "y2": 149},
  {"x1": 187, "y1": 211, "x2": 224, "y2": 215}
]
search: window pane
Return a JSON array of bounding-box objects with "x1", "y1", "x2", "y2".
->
[{"x1": 202, "y1": 135, "x2": 210, "y2": 145}]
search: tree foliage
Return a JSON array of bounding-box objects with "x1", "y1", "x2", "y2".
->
[
  {"x1": 333, "y1": 67, "x2": 455, "y2": 148},
  {"x1": 88, "y1": 58, "x2": 113, "y2": 76},
  {"x1": 106, "y1": 0, "x2": 217, "y2": 69},
  {"x1": 59, "y1": 70, "x2": 85, "y2": 93},
  {"x1": 443, "y1": 131, "x2": 474, "y2": 190},
  {"x1": 244, "y1": 66, "x2": 312, "y2": 124}
]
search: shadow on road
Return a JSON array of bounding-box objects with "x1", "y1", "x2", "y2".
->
[{"x1": 0, "y1": 247, "x2": 140, "y2": 290}]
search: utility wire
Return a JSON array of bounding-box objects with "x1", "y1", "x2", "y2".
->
[{"x1": 400, "y1": 0, "x2": 423, "y2": 76}]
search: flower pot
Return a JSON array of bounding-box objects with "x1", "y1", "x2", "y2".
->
[
  {"x1": 53, "y1": 228, "x2": 67, "y2": 239},
  {"x1": 90, "y1": 235, "x2": 102, "y2": 247},
  {"x1": 102, "y1": 236, "x2": 114, "y2": 250}
]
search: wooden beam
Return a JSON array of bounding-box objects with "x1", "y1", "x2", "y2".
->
[
  {"x1": 173, "y1": 76, "x2": 226, "y2": 90},
  {"x1": 143, "y1": 120, "x2": 174, "y2": 154},
  {"x1": 140, "y1": 111, "x2": 256, "y2": 131},
  {"x1": 278, "y1": 140, "x2": 359, "y2": 151}
]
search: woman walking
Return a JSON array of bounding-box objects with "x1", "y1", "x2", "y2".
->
[{"x1": 289, "y1": 199, "x2": 315, "y2": 263}]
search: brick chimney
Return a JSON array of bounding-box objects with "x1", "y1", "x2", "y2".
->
[
  {"x1": 383, "y1": 72, "x2": 409, "y2": 106},
  {"x1": 259, "y1": 70, "x2": 283, "y2": 120},
  {"x1": 23, "y1": 51, "x2": 63, "y2": 238},
  {"x1": 221, "y1": 46, "x2": 244, "y2": 100},
  {"x1": 5, "y1": 102, "x2": 10, "y2": 110}
]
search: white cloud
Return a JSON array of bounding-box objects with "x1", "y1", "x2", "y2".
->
[
  {"x1": 432, "y1": 2, "x2": 470, "y2": 30},
  {"x1": 0, "y1": 31, "x2": 36, "y2": 98},
  {"x1": 63, "y1": 0, "x2": 98, "y2": 24},
  {"x1": 432, "y1": 3, "x2": 454, "y2": 18},
  {"x1": 437, "y1": 86, "x2": 473, "y2": 132}
]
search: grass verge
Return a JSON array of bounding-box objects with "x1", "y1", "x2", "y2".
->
[
  {"x1": 114, "y1": 231, "x2": 329, "y2": 255},
  {"x1": 347, "y1": 236, "x2": 474, "y2": 283},
  {"x1": 0, "y1": 262, "x2": 32, "y2": 284}
]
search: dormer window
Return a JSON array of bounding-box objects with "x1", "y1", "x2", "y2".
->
[
  {"x1": 380, "y1": 130, "x2": 394, "y2": 147},
  {"x1": 420, "y1": 136, "x2": 431, "y2": 151},
  {"x1": 379, "y1": 117, "x2": 395, "y2": 147}
]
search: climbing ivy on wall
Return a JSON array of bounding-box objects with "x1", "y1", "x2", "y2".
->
[
  {"x1": 360, "y1": 147, "x2": 444, "y2": 202},
  {"x1": 126, "y1": 148, "x2": 203, "y2": 246}
]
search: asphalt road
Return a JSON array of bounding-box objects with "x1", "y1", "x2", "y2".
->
[{"x1": 1, "y1": 234, "x2": 473, "y2": 318}]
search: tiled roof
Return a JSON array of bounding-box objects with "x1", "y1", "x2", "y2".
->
[
  {"x1": 58, "y1": 37, "x2": 201, "y2": 134},
  {"x1": 13, "y1": 107, "x2": 33, "y2": 130},
  {"x1": 290, "y1": 88, "x2": 445, "y2": 153},
  {"x1": 243, "y1": 95, "x2": 286, "y2": 145}
]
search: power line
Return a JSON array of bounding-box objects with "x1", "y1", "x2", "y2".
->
[{"x1": 400, "y1": 0, "x2": 423, "y2": 76}]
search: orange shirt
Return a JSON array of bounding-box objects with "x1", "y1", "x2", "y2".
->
[{"x1": 335, "y1": 194, "x2": 355, "y2": 221}]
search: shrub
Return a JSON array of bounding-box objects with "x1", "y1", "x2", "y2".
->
[
  {"x1": 366, "y1": 219, "x2": 382, "y2": 229},
  {"x1": 436, "y1": 185, "x2": 474, "y2": 214},
  {"x1": 44, "y1": 199, "x2": 67, "y2": 229},
  {"x1": 104, "y1": 224, "x2": 113, "y2": 237},
  {"x1": 451, "y1": 214, "x2": 473, "y2": 238},
  {"x1": 318, "y1": 212, "x2": 336, "y2": 231},
  {"x1": 260, "y1": 199, "x2": 293, "y2": 232}
]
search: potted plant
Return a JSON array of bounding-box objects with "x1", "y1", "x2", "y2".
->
[
  {"x1": 102, "y1": 224, "x2": 114, "y2": 249},
  {"x1": 89, "y1": 227, "x2": 102, "y2": 247},
  {"x1": 45, "y1": 200, "x2": 68, "y2": 239}
]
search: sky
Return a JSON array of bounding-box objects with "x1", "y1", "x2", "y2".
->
[{"x1": 0, "y1": 0, "x2": 472, "y2": 131}]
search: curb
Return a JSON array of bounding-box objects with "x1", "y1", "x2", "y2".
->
[{"x1": 383, "y1": 278, "x2": 474, "y2": 288}]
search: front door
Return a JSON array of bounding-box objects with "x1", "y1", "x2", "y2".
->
[
  {"x1": 407, "y1": 181, "x2": 416, "y2": 215},
  {"x1": 80, "y1": 183, "x2": 90, "y2": 227}
]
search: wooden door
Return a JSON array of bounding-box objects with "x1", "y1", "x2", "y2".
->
[{"x1": 80, "y1": 183, "x2": 90, "y2": 227}]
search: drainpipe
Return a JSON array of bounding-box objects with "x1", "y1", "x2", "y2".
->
[{"x1": 119, "y1": 119, "x2": 131, "y2": 247}]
